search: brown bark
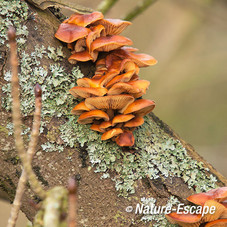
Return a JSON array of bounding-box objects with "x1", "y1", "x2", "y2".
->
[{"x1": 0, "y1": 1, "x2": 226, "y2": 226}]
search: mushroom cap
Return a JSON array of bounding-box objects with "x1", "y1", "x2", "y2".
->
[
  {"x1": 85, "y1": 94, "x2": 134, "y2": 111},
  {"x1": 68, "y1": 50, "x2": 93, "y2": 64},
  {"x1": 187, "y1": 187, "x2": 227, "y2": 206},
  {"x1": 112, "y1": 114, "x2": 135, "y2": 126},
  {"x1": 205, "y1": 219, "x2": 227, "y2": 227},
  {"x1": 86, "y1": 24, "x2": 105, "y2": 52},
  {"x1": 78, "y1": 110, "x2": 109, "y2": 124},
  {"x1": 93, "y1": 18, "x2": 132, "y2": 35},
  {"x1": 101, "y1": 128, "x2": 123, "y2": 140},
  {"x1": 123, "y1": 99, "x2": 155, "y2": 116},
  {"x1": 90, "y1": 124, "x2": 104, "y2": 133},
  {"x1": 113, "y1": 48, "x2": 157, "y2": 67},
  {"x1": 65, "y1": 11, "x2": 104, "y2": 27},
  {"x1": 71, "y1": 101, "x2": 90, "y2": 115},
  {"x1": 107, "y1": 82, "x2": 140, "y2": 95},
  {"x1": 99, "y1": 121, "x2": 112, "y2": 130},
  {"x1": 55, "y1": 23, "x2": 89, "y2": 43},
  {"x1": 165, "y1": 212, "x2": 202, "y2": 225},
  {"x1": 69, "y1": 86, "x2": 107, "y2": 98},
  {"x1": 124, "y1": 116, "x2": 144, "y2": 127},
  {"x1": 91, "y1": 35, "x2": 133, "y2": 52},
  {"x1": 105, "y1": 70, "x2": 135, "y2": 89},
  {"x1": 77, "y1": 77, "x2": 104, "y2": 88},
  {"x1": 115, "y1": 131, "x2": 135, "y2": 146},
  {"x1": 127, "y1": 80, "x2": 150, "y2": 98}
]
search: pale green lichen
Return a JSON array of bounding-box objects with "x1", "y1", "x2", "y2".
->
[{"x1": 0, "y1": 0, "x2": 28, "y2": 46}]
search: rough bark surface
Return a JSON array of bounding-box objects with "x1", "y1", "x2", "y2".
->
[{"x1": 0, "y1": 1, "x2": 226, "y2": 226}]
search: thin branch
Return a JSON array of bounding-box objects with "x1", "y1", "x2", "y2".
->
[
  {"x1": 68, "y1": 178, "x2": 77, "y2": 227},
  {"x1": 123, "y1": 0, "x2": 157, "y2": 21},
  {"x1": 8, "y1": 27, "x2": 46, "y2": 200},
  {"x1": 7, "y1": 83, "x2": 43, "y2": 227},
  {"x1": 97, "y1": 0, "x2": 119, "y2": 15}
]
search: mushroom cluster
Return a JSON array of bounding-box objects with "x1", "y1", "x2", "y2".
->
[
  {"x1": 55, "y1": 11, "x2": 133, "y2": 64},
  {"x1": 55, "y1": 12, "x2": 157, "y2": 146},
  {"x1": 166, "y1": 187, "x2": 227, "y2": 227}
]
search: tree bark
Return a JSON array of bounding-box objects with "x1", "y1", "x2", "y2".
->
[{"x1": 0, "y1": 1, "x2": 226, "y2": 226}]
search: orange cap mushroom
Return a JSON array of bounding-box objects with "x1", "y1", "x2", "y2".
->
[
  {"x1": 115, "y1": 131, "x2": 135, "y2": 146},
  {"x1": 124, "y1": 116, "x2": 144, "y2": 128},
  {"x1": 101, "y1": 128, "x2": 123, "y2": 140},
  {"x1": 65, "y1": 11, "x2": 104, "y2": 27},
  {"x1": 91, "y1": 35, "x2": 133, "y2": 52},
  {"x1": 78, "y1": 110, "x2": 109, "y2": 124},
  {"x1": 107, "y1": 82, "x2": 140, "y2": 95},
  {"x1": 55, "y1": 23, "x2": 89, "y2": 43},
  {"x1": 90, "y1": 124, "x2": 104, "y2": 133},
  {"x1": 69, "y1": 86, "x2": 107, "y2": 98},
  {"x1": 68, "y1": 50, "x2": 98, "y2": 64},
  {"x1": 123, "y1": 99, "x2": 155, "y2": 116},
  {"x1": 93, "y1": 18, "x2": 132, "y2": 35},
  {"x1": 187, "y1": 187, "x2": 227, "y2": 206},
  {"x1": 71, "y1": 101, "x2": 90, "y2": 115},
  {"x1": 205, "y1": 219, "x2": 227, "y2": 227},
  {"x1": 112, "y1": 114, "x2": 135, "y2": 126},
  {"x1": 85, "y1": 94, "x2": 134, "y2": 111},
  {"x1": 77, "y1": 77, "x2": 104, "y2": 88}
]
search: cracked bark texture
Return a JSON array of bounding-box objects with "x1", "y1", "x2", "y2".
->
[{"x1": 0, "y1": 1, "x2": 226, "y2": 226}]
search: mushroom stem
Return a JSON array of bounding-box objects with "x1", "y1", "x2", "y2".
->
[
  {"x1": 97, "y1": 0, "x2": 119, "y2": 14},
  {"x1": 123, "y1": 0, "x2": 158, "y2": 21},
  {"x1": 106, "y1": 108, "x2": 114, "y2": 120}
]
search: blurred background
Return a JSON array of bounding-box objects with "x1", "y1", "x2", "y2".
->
[{"x1": 1, "y1": 0, "x2": 226, "y2": 226}]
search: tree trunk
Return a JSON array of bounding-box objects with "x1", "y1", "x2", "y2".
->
[{"x1": 0, "y1": 1, "x2": 226, "y2": 226}]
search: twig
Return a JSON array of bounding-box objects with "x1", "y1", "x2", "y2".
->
[
  {"x1": 97, "y1": 0, "x2": 119, "y2": 14},
  {"x1": 8, "y1": 27, "x2": 46, "y2": 199},
  {"x1": 123, "y1": 0, "x2": 157, "y2": 21},
  {"x1": 68, "y1": 178, "x2": 77, "y2": 227}
]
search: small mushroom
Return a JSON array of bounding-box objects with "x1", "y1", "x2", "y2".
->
[
  {"x1": 71, "y1": 101, "x2": 90, "y2": 115},
  {"x1": 124, "y1": 116, "x2": 144, "y2": 128},
  {"x1": 93, "y1": 18, "x2": 132, "y2": 35},
  {"x1": 74, "y1": 38, "x2": 87, "y2": 52},
  {"x1": 68, "y1": 50, "x2": 93, "y2": 64},
  {"x1": 123, "y1": 99, "x2": 155, "y2": 116},
  {"x1": 99, "y1": 121, "x2": 112, "y2": 131},
  {"x1": 101, "y1": 128, "x2": 123, "y2": 140},
  {"x1": 69, "y1": 86, "x2": 107, "y2": 98},
  {"x1": 205, "y1": 219, "x2": 227, "y2": 227},
  {"x1": 112, "y1": 48, "x2": 157, "y2": 67},
  {"x1": 78, "y1": 110, "x2": 109, "y2": 124},
  {"x1": 115, "y1": 131, "x2": 135, "y2": 146},
  {"x1": 85, "y1": 94, "x2": 134, "y2": 111},
  {"x1": 55, "y1": 23, "x2": 89, "y2": 43},
  {"x1": 90, "y1": 124, "x2": 104, "y2": 133},
  {"x1": 77, "y1": 77, "x2": 104, "y2": 88},
  {"x1": 112, "y1": 114, "x2": 135, "y2": 126},
  {"x1": 187, "y1": 187, "x2": 227, "y2": 206},
  {"x1": 107, "y1": 82, "x2": 140, "y2": 95},
  {"x1": 64, "y1": 11, "x2": 104, "y2": 27},
  {"x1": 91, "y1": 35, "x2": 133, "y2": 52}
]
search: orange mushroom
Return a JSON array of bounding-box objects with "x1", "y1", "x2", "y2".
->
[
  {"x1": 85, "y1": 94, "x2": 134, "y2": 111},
  {"x1": 91, "y1": 35, "x2": 133, "y2": 52},
  {"x1": 112, "y1": 114, "x2": 135, "y2": 126},
  {"x1": 71, "y1": 101, "x2": 90, "y2": 115},
  {"x1": 115, "y1": 131, "x2": 135, "y2": 146},
  {"x1": 187, "y1": 187, "x2": 227, "y2": 206},
  {"x1": 93, "y1": 18, "x2": 132, "y2": 35},
  {"x1": 69, "y1": 86, "x2": 107, "y2": 98},
  {"x1": 90, "y1": 124, "x2": 104, "y2": 133},
  {"x1": 123, "y1": 99, "x2": 155, "y2": 116},
  {"x1": 77, "y1": 77, "x2": 104, "y2": 88},
  {"x1": 205, "y1": 219, "x2": 227, "y2": 226},
  {"x1": 101, "y1": 128, "x2": 123, "y2": 140},
  {"x1": 107, "y1": 82, "x2": 140, "y2": 95},
  {"x1": 124, "y1": 116, "x2": 144, "y2": 128},
  {"x1": 78, "y1": 110, "x2": 109, "y2": 124},
  {"x1": 68, "y1": 50, "x2": 94, "y2": 64},
  {"x1": 64, "y1": 11, "x2": 104, "y2": 27},
  {"x1": 55, "y1": 23, "x2": 89, "y2": 43}
]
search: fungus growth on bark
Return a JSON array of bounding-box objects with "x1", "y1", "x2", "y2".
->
[
  {"x1": 55, "y1": 11, "x2": 157, "y2": 146},
  {"x1": 166, "y1": 187, "x2": 227, "y2": 227}
]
